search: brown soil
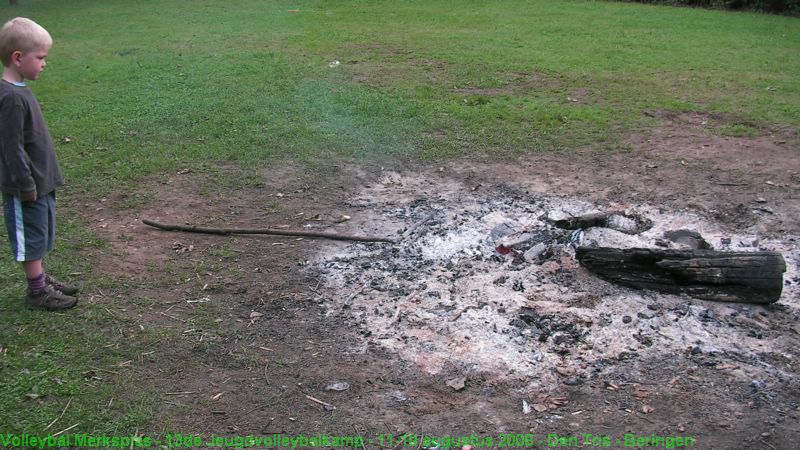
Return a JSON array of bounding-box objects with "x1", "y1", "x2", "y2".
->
[{"x1": 77, "y1": 112, "x2": 799, "y2": 449}]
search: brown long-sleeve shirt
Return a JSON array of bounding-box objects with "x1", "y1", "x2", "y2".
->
[{"x1": 0, "y1": 79, "x2": 64, "y2": 200}]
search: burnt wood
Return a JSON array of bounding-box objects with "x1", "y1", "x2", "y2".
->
[
  {"x1": 142, "y1": 219, "x2": 398, "y2": 243},
  {"x1": 546, "y1": 211, "x2": 653, "y2": 235},
  {"x1": 549, "y1": 211, "x2": 616, "y2": 230},
  {"x1": 576, "y1": 247, "x2": 785, "y2": 304}
]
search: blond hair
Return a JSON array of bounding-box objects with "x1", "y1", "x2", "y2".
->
[{"x1": 0, "y1": 17, "x2": 52, "y2": 67}]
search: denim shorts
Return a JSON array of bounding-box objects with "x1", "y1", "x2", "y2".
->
[{"x1": 2, "y1": 191, "x2": 56, "y2": 262}]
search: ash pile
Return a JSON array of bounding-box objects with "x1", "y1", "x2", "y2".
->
[{"x1": 310, "y1": 174, "x2": 800, "y2": 390}]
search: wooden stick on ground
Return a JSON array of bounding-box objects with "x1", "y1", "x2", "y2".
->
[
  {"x1": 305, "y1": 394, "x2": 335, "y2": 409},
  {"x1": 142, "y1": 219, "x2": 397, "y2": 244}
]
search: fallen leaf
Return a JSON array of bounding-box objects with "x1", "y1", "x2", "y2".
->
[
  {"x1": 446, "y1": 377, "x2": 466, "y2": 391},
  {"x1": 522, "y1": 399, "x2": 531, "y2": 414},
  {"x1": 249, "y1": 311, "x2": 264, "y2": 320},
  {"x1": 642, "y1": 405, "x2": 655, "y2": 414},
  {"x1": 633, "y1": 386, "x2": 650, "y2": 400},
  {"x1": 326, "y1": 382, "x2": 350, "y2": 391},
  {"x1": 533, "y1": 403, "x2": 548, "y2": 413},
  {"x1": 715, "y1": 364, "x2": 738, "y2": 370},
  {"x1": 555, "y1": 366, "x2": 578, "y2": 377}
]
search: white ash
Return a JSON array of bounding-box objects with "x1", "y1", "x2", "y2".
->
[{"x1": 310, "y1": 173, "x2": 800, "y2": 392}]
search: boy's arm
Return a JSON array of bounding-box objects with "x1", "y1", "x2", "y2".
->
[{"x1": 0, "y1": 94, "x2": 37, "y2": 202}]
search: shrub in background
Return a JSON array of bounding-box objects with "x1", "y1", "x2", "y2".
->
[{"x1": 620, "y1": 0, "x2": 800, "y2": 14}]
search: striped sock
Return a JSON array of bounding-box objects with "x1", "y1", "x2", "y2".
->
[{"x1": 28, "y1": 273, "x2": 46, "y2": 295}]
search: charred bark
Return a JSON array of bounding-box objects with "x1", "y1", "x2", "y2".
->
[{"x1": 575, "y1": 247, "x2": 785, "y2": 304}]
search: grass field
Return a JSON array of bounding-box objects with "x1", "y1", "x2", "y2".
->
[{"x1": 1, "y1": 0, "x2": 799, "y2": 437}]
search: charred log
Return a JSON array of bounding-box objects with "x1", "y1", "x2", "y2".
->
[{"x1": 575, "y1": 247, "x2": 785, "y2": 304}]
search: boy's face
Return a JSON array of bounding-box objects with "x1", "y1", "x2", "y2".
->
[{"x1": 14, "y1": 44, "x2": 50, "y2": 81}]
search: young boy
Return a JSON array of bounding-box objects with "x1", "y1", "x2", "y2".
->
[{"x1": 1, "y1": 17, "x2": 78, "y2": 310}]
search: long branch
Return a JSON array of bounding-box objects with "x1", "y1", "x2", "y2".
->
[{"x1": 142, "y1": 219, "x2": 397, "y2": 243}]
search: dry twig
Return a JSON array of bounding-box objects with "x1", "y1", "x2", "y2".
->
[
  {"x1": 304, "y1": 394, "x2": 334, "y2": 409},
  {"x1": 43, "y1": 397, "x2": 72, "y2": 432},
  {"x1": 52, "y1": 423, "x2": 79, "y2": 437}
]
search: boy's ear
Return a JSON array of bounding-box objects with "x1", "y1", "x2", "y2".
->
[{"x1": 10, "y1": 50, "x2": 22, "y2": 66}]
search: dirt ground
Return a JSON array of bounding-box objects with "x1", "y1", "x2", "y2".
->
[{"x1": 78, "y1": 111, "x2": 799, "y2": 449}]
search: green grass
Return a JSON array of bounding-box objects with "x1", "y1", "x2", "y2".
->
[
  {"x1": 1, "y1": 0, "x2": 799, "y2": 437},
  {"x1": 719, "y1": 122, "x2": 761, "y2": 137},
  {"x1": 5, "y1": 0, "x2": 798, "y2": 184},
  {"x1": 0, "y1": 274, "x2": 161, "y2": 435}
]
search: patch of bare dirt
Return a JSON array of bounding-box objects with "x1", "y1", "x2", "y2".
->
[
  {"x1": 76, "y1": 114, "x2": 799, "y2": 449},
  {"x1": 456, "y1": 111, "x2": 799, "y2": 236},
  {"x1": 451, "y1": 72, "x2": 558, "y2": 97}
]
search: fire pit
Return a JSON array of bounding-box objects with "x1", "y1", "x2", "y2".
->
[{"x1": 310, "y1": 172, "x2": 799, "y2": 390}]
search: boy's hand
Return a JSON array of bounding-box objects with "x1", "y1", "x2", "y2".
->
[{"x1": 20, "y1": 190, "x2": 37, "y2": 202}]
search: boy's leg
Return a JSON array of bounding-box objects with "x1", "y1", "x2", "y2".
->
[
  {"x1": 22, "y1": 258, "x2": 46, "y2": 293},
  {"x1": 21, "y1": 259, "x2": 79, "y2": 298},
  {"x1": 3, "y1": 193, "x2": 77, "y2": 310},
  {"x1": 41, "y1": 193, "x2": 79, "y2": 295},
  {"x1": 23, "y1": 259, "x2": 44, "y2": 278}
]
